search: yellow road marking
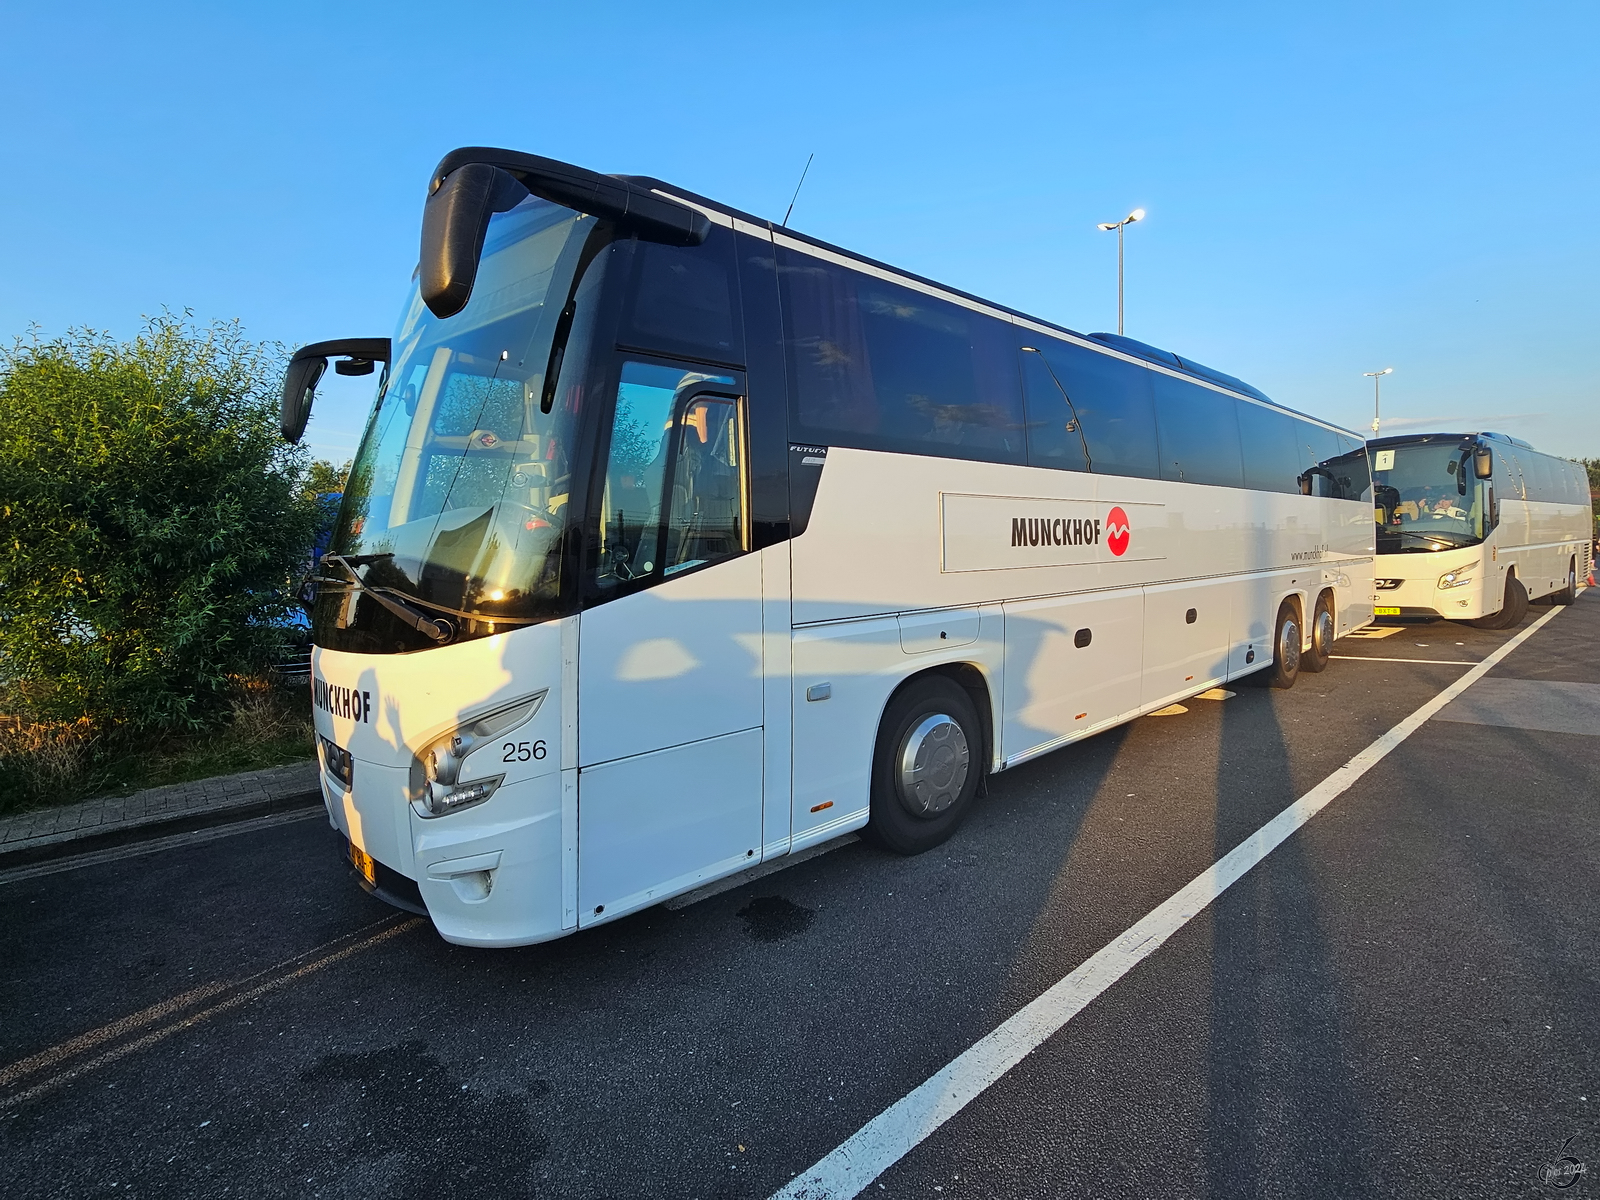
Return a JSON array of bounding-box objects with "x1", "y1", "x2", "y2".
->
[{"x1": 0, "y1": 916, "x2": 423, "y2": 1109}]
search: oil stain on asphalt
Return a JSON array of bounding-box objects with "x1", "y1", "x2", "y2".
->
[{"x1": 736, "y1": 896, "x2": 816, "y2": 943}]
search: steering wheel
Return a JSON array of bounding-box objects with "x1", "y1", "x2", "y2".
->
[{"x1": 508, "y1": 499, "x2": 559, "y2": 530}]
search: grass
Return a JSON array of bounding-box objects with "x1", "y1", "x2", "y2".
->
[{"x1": 0, "y1": 682, "x2": 314, "y2": 816}]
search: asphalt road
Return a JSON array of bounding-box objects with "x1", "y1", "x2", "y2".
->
[{"x1": 3, "y1": 593, "x2": 1597, "y2": 1199}]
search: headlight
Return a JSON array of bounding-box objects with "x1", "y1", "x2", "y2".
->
[
  {"x1": 410, "y1": 691, "x2": 547, "y2": 817},
  {"x1": 1437, "y1": 561, "x2": 1479, "y2": 589},
  {"x1": 318, "y1": 734, "x2": 353, "y2": 790}
]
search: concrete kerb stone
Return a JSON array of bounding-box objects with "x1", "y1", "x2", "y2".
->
[{"x1": 0, "y1": 760, "x2": 322, "y2": 869}]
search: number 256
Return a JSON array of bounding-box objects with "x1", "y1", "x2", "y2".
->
[{"x1": 501, "y1": 740, "x2": 547, "y2": 762}]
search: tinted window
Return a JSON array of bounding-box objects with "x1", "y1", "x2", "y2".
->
[
  {"x1": 779, "y1": 248, "x2": 1024, "y2": 463},
  {"x1": 1020, "y1": 347, "x2": 1089, "y2": 472},
  {"x1": 1320, "y1": 438, "x2": 1371, "y2": 501},
  {"x1": 1526, "y1": 452, "x2": 1556, "y2": 502},
  {"x1": 619, "y1": 230, "x2": 742, "y2": 365},
  {"x1": 1035, "y1": 339, "x2": 1159, "y2": 478},
  {"x1": 1499, "y1": 448, "x2": 1526, "y2": 498},
  {"x1": 1152, "y1": 374, "x2": 1244, "y2": 488},
  {"x1": 1295, "y1": 422, "x2": 1342, "y2": 476},
  {"x1": 1237, "y1": 401, "x2": 1303, "y2": 494}
]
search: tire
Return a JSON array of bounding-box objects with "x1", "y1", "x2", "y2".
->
[
  {"x1": 1472, "y1": 573, "x2": 1529, "y2": 629},
  {"x1": 1302, "y1": 592, "x2": 1334, "y2": 674},
  {"x1": 1551, "y1": 558, "x2": 1577, "y2": 606},
  {"x1": 1266, "y1": 600, "x2": 1302, "y2": 689},
  {"x1": 862, "y1": 675, "x2": 983, "y2": 856}
]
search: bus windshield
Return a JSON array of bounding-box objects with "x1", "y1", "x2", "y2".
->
[
  {"x1": 314, "y1": 197, "x2": 604, "y2": 653},
  {"x1": 1372, "y1": 440, "x2": 1485, "y2": 552}
]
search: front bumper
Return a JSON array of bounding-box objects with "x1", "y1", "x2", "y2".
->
[
  {"x1": 1375, "y1": 573, "x2": 1483, "y2": 619},
  {"x1": 323, "y1": 765, "x2": 569, "y2": 948}
]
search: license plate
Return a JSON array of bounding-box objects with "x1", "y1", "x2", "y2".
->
[
  {"x1": 349, "y1": 841, "x2": 377, "y2": 885},
  {"x1": 1374, "y1": 606, "x2": 1402, "y2": 616}
]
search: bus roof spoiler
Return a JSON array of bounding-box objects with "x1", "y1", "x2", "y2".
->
[
  {"x1": 281, "y1": 338, "x2": 391, "y2": 444},
  {"x1": 420, "y1": 147, "x2": 712, "y2": 320},
  {"x1": 1087, "y1": 332, "x2": 1276, "y2": 405}
]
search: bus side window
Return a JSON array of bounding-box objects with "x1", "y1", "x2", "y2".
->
[
  {"x1": 1019, "y1": 348, "x2": 1089, "y2": 472},
  {"x1": 1034, "y1": 340, "x2": 1159, "y2": 480},
  {"x1": 663, "y1": 398, "x2": 749, "y2": 573},
  {"x1": 594, "y1": 361, "x2": 740, "y2": 590},
  {"x1": 1335, "y1": 433, "x2": 1372, "y2": 500},
  {"x1": 1237, "y1": 402, "x2": 1302, "y2": 494},
  {"x1": 1153, "y1": 374, "x2": 1244, "y2": 488},
  {"x1": 1295, "y1": 421, "x2": 1342, "y2": 494},
  {"x1": 777, "y1": 247, "x2": 1025, "y2": 465},
  {"x1": 617, "y1": 230, "x2": 744, "y2": 367}
]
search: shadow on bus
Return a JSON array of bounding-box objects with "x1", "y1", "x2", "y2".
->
[{"x1": 1203, "y1": 691, "x2": 1373, "y2": 1195}]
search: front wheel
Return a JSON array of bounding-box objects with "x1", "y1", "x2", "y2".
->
[
  {"x1": 1266, "y1": 601, "x2": 1302, "y2": 689},
  {"x1": 1302, "y1": 593, "x2": 1334, "y2": 673},
  {"x1": 862, "y1": 675, "x2": 983, "y2": 856},
  {"x1": 1471, "y1": 573, "x2": 1529, "y2": 629}
]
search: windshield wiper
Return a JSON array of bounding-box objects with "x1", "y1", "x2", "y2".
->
[
  {"x1": 1394, "y1": 529, "x2": 1477, "y2": 550},
  {"x1": 315, "y1": 554, "x2": 452, "y2": 642}
]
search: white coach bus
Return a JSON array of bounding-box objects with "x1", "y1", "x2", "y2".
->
[
  {"x1": 1369, "y1": 432, "x2": 1592, "y2": 627},
  {"x1": 282, "y1": 148, "x2": 1374, "y2": 946}
]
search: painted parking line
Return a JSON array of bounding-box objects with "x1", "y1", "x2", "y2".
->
[
  {"x1": 771, "y1": 604, "x2": 1566, "y2": 1200},
  {"x1": 0, "y1": 915, "x2": 424, "y2": 1111},
  {"x1": 0, "y1": 807, "x2": 326, "y2": 887},
  {"x1": 1329, "y1": 655, "x2": 1479, "y2": 666}
]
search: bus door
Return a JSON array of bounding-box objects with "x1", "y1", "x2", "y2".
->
[{"x1": 576, "y1": 361, "x2": 764, "y2": 923}]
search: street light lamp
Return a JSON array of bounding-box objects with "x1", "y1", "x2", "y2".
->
[
  {"x1": 1363, "y1": 367, "x2": 1393, "y2": 434},
  {"x1": 1097, "y1": 208, "x2": 1145, "y2": 336}
]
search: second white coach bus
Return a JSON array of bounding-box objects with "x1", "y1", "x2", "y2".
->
[
  {"x1": 1370, "y1": 432, "x2": 1592, "y2": 626},
  {"x1": 284, "y1": 147, "x2": 1375, "y2": 946}
]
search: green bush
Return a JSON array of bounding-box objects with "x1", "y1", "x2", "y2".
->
[{"x1": 0, "y1": 314, "x2": 318, "y2": 734}]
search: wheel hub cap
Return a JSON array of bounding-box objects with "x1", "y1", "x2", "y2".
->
[
  {"x1": 897, "y1": 714, "x2": 970, "y2": 817},
  {"x1": 1280, "y1": 619, "x2": 1301, "y2": 673}
]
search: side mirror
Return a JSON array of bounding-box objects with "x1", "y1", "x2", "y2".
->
[
  {"x1": 418, "y1": 147, "x2": 713, "y2": 320},
  {"x1": 1474, "y1": 448, "x2": 1493, "y2": 479},
  {"x1": 420, "y1": 163, "x2": 531, "y2": 320},
  {"x1": 281, "y1": 338, "x2": 392, "y2": 443},
  {"x1": 281, "y1": 356, "x2": 325, "y2": 445}
]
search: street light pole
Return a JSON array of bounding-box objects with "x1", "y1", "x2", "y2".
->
[
  {"x1": 1363, "y1": 367, "x2": 1394, "y2": 434},
  {"x1": 1097, "y1": 208, "x2": 1146, "y2": 335}
]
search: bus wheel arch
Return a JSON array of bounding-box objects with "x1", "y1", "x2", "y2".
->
[
  {"x1": 1472, "y1": 567, "x2": 1529, "y2": 629},
  {"x1": 1551, "y1": 556, "x2": 1578, "y2": 606},
  {"x1": 861, "y1": 666, "x2": 989, "y2": 856}
]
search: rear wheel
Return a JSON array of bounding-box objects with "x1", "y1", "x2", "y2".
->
[
  {"x1": 1302, "y1": 592, "x2": 1334, "y2": 673},
  {"x1": 862, "y1": 675, "x2": 983, "y2": 856},
  {"x1": 1266, "y1": 601, "x2": 1302, "y2": 689},
  {"x1": 1551, "y1": 558, "x2": 1577, "y2": 606}
]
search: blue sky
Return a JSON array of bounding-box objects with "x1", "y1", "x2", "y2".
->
[{"x1": 3, "y1": 1, "x2": 1596, "y2": 463}]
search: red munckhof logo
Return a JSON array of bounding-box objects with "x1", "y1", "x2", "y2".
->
[{"x1": 1106, "y1": 506, "x2": 1131, "y2": 556}]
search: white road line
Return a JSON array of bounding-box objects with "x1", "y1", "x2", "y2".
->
[
  {"x1": 1329, "y1": 655, "x2": 1479, "y2": 666},
  {"x1": 771, "y1": 605, "x2": 1565, "y2": 1200},
  {"x1": 0, "y1": 807, "x2": 325, "y2": 886}
]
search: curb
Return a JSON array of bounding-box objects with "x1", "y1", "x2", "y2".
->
[{"x1": 0, "y1": 787, "x2": 325, "y2": 871}]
